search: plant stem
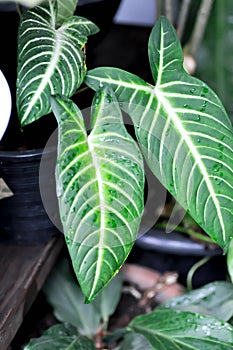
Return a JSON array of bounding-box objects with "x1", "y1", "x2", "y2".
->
[
  {"x1": 165, "y1": 0, "x2": 174, "y2": 23},
  {"x1": 215, "y1": 0, "x2": 225, "y2": 102},
  {"x1": 188, "y1": 0, "x2": 214, "y2": 58},
  {"x1": 177, "y1": 0, "x2": 192, "y2": 41},
  {"x1": 154, "y1": 223, "x2": 216, "y2": 244},
  {"x1": 186, "y1": 256, "x2": 211, "y2": 291},
  {"x1": 155, "y1": 0, "x2": 162, "y2": 21}
]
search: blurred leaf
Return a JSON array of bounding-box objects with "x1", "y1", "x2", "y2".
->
[
  {"x1": 93, "y1": 270, "x2": 123, "y2": 324},
  {"x1": 158, "y1": 281, "x2": 233, "y2": 321},
  {"x1": 227, "y1": 239, "x2": 233, "y2": 283},
  {"x1": 23, "y1": 323, "x2": 95, "y2": 350},
  {"x1": 195, "y1": 0, "x2": 233, "y2": 122},
  {"x1": 43, "y1": 258, "x2": 101, "y2": 336},
  {"x1": 119, "y1": 333, "x2": 152, "y2": 350}
]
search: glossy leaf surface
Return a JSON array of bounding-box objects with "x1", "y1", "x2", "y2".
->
[
  {"x1": 85, "y1": 16, "x2": 233, "y2": 251},
  {"x1": 51, "y1": 87, "x2": 144, "y2": 302},
  {"x1": 129, "y1": 309, "x2": 233, "y2": 349},
  {"x1": 17, "y1": 0, "x2": 98, "y2": 126}
]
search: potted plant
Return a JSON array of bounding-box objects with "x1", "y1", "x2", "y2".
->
[{"x1": 1, "y1": 0, "x2": 233, "y2": 347}]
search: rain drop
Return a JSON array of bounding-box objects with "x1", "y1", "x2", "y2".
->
[{"x1": 202, "y1": 87, "x2": 209, "y2": 93}]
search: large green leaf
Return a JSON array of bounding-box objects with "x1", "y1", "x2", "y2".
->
[
  {"x1": 23, "y1": 323, "x2": 95, "y2": 350},
  {"x1": 85, "y1": 16, "x2": 233, "y2": 252},
  {"x1": 129, "y1": 309, "x2": 233, "y2": 349},
  {"x1": 51, "y1": 87, "x2": 144, "y2": 302},
  {"x1": 17, "y1": 0, "x2": 99, "y2": 126},
  {"x1": 158, "y1": 281, "x2": 233, "y2": 322}
]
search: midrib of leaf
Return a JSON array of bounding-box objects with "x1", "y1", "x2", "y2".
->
[
  {"x1": 154, "y1": 87, "x2": 226, "y2": 241},
  {"x1": 132, "y1": 325, "x2": 197, "y2": 350},
  {"x1": 21, "y1": 29, "x2": 62, "y2": 124},
  {"x1": 87, "y1": 136, "x2": 105, "y2": 300}
]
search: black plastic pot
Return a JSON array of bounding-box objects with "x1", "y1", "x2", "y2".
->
[
  {"x1": 128, "y1": 227, "x2": 228, "y2": 289},
  {"x1": 0, "y1": 147, "x2": 61, "y2": 244}
]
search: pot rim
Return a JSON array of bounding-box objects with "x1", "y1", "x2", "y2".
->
[
  {"x1": 0, "y1": 145, "x2": 57, "y2": 159},
  {"x1": 136, "y1": 227, "x2": 223, "y2": 257}
]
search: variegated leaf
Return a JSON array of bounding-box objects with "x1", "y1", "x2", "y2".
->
[
  {"x1": 85, "y1": 16, "x2": 233, "y2": 252},
  {"x1": 51, "y1": 87, "x2": 144, "y2": 302},
  {"x1": 129, "y1": 309, "x2": 233, "y2": 349},
  {"x1": 17, "y1": 0, "x2": 99, "y2": 126}
]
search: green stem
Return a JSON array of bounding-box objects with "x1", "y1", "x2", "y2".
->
[
  {"x1": 186, "y1": 256, "x2": 211, "y2": 291},
  {"x1": 177, "y1": 0, "x2": 192, "y2": 40},
  {"x1": 215, "y1": 0, "x2": 225, "y2": 102},
  {"x1": 189, "y1": 0, "x2": 214, "y2": 58},
  {"x1": 165, "y1": 0, "x2": 174, "y2": 23},
  {"x1": 154, "y1": 223, "x2": 216, "y2": 244}
]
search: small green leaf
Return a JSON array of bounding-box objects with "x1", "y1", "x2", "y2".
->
[
  {"x1": 85, "y1": 16, "x2": 233, "y2": 252},
  {"x1": 17, "y1": 0, "x2": 99, "y2": 126},
  {"x1": 23, "y1": 323, "x2": 95, "y2": 350},
  {"x1": 158, "y1": 281, "x2": 233, "y2": 322},
  {"x1": 129, "y1": 309, "x2": 233, "y2": 349},
  {"x1": 51, "y1": 87, "x2": 144, "y2": 302},
  {"x1": 43, "y1": 258, "x2": 101, "y2": 336}
]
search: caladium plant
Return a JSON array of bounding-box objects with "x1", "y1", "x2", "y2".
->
[
  {"x1": 12, "y1": 1, "x2": 233, "y2": 345},
  {"x1": 15, "y1": 1, "x2": 233, "y2": 302}
]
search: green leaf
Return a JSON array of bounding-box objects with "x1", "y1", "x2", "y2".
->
[
  {"x1": 129, "y1": 309, "x2": 233, "y2": 349},
  {"x1": 158, "y1": 281, "x2": 233, "y2": 322},
  {"x1": 23, "y1": 323, "x2": 95, "y2": 350},
  {"x1": 43, "y1": 258, "x2": 101, "y2": 336},
  {"x1": 17, "y1": 0, "x2": 99, "y2": 126},
  {"x1": 51, "y1": 87, "x2": 145, "y2": 302},
  {"x1": 227, "y1": 239, "x2": 233, "y2": 283},
  {"x1": 119, "y1": 333, "x2": 152, "y2": 350},
  {"x1": 57, "y1": 0, "x2": 79, "y2": 27},
  {"x1": 195, "y1": 0, "x2": 233, "y2": 122},
  {"x1": 85, "y1": 16, "x2": 233, "y2": 252}
]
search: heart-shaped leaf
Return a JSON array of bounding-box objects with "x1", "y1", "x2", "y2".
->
[
  {"x1": 22, "y1": 323, "x2": 95, "y2": 350},
  {"x1": 85, "y1": 16, "x2": 233, "y2": 252},
  {"x1": 17, "y1": 0, "x2": 99, "y2": 126},
  {"x1": 51, "y1": 86, "x2": 144, "y2": 302},
  {"x1": 129, "y1": 309, "x2": 233, "y2": 349}
]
